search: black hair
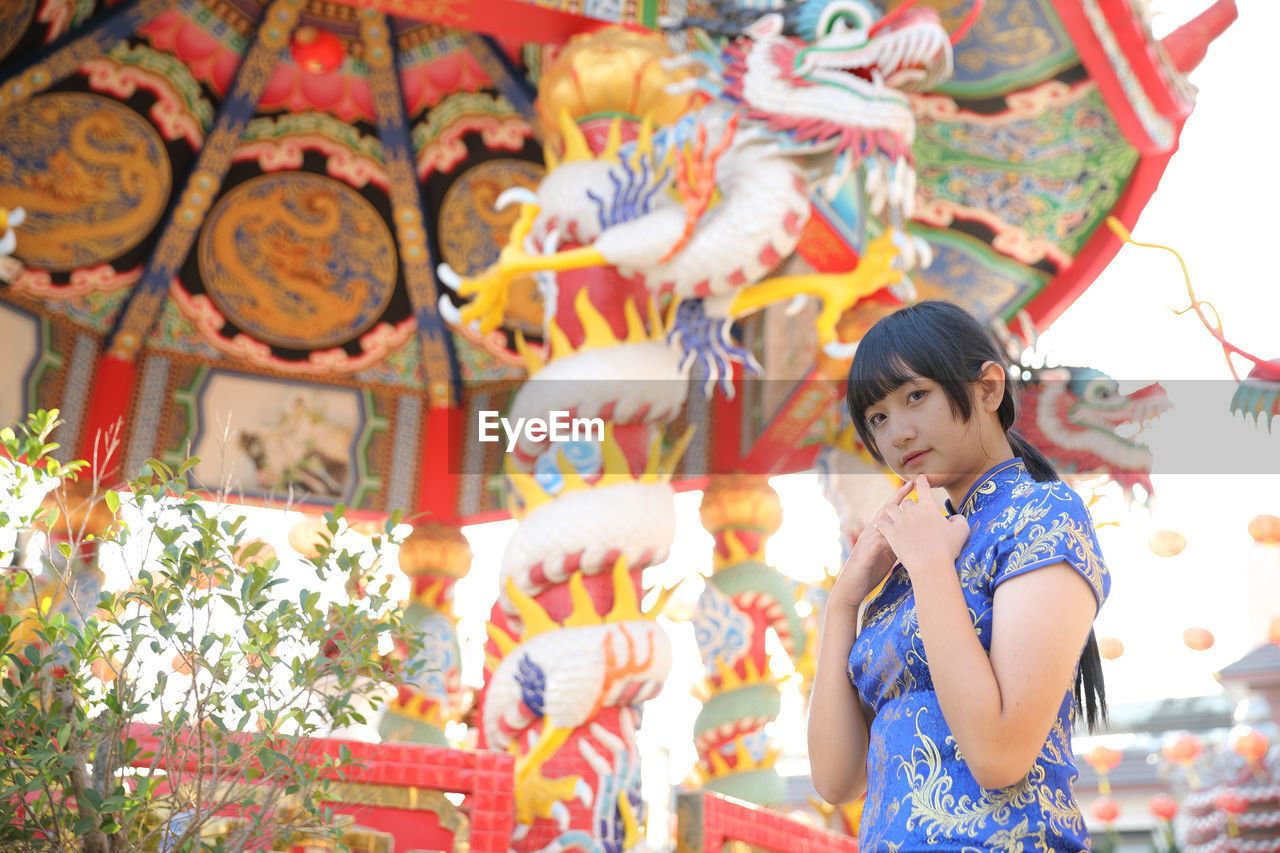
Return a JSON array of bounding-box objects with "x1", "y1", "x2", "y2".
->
[{"x1": 845, "y1": 300, "x2": 1109, "y2": 734}]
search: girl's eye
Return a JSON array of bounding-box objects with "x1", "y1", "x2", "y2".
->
[
  {"x1": 867, "y1": 413, "x2": 885, "y2": 428},
  {"x1": 908, "y1": 389, "x2": 927, "y2": 402}
]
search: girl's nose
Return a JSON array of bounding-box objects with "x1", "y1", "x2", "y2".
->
[{"x1": 889, "y1": 418, "x2": 916, "y2": 447}]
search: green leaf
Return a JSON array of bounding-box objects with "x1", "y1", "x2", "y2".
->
[
  {"x1": 81, "y1": 787, "x2": 103, "y2": 810},
  {"x1": 104, "y1": 489, "x2": 120, "y2": 514}
]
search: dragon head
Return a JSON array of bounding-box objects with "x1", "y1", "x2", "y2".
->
[
  {"x1": 1015, "y1": 367, "x2": 1171, "y2": 504},
  {"x1": 720, "y1": 0, "x2": 952, "y2": 162}
]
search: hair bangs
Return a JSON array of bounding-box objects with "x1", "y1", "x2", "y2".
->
[
  {"x1": 846, "y1": 301, "x2": 984, "y2": 461},
  {"x1": 846, "y1": 338, "x2": 916, "y2": 425}
]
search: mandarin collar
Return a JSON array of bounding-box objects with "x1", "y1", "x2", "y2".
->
[{"x1": 944, "y1": 457, "x2": 1025, "y2": 518}]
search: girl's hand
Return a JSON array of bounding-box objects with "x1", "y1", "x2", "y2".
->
[
  {"x1": 829, "y1": 479, "x2": 916, "y2": 612},
  {"x1": 876, "y1": 474, "x2": 971, "y2": 579}
]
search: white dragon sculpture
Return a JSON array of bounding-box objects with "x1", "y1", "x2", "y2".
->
[{"x1": 440, "y1": 2, "x2": 966, "y2": 849}]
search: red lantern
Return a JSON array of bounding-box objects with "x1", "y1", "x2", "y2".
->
[
  {"x1": 1164, "y1": 733, "x2": 1204, "y2": 788},
  {"x1": 1090, "y1": 798, "x2": 1120, "y2": 823},
  {"x1": 1215, "y1": 789, "x2": 1248, "y2": 839},
  {"x1": 1214, "y1": 790, "x2": 1247, "y2": 815},
  {"x1": 233, "y1": 538, "x2": 277, "y2": 570},
  {"x1": 1098, "y1": 636, "x2": 1124, "y2": 660},
  {"x1": 291, "y1": 26, "x2": 344, "y2": 75},
  {"x1": 1086, "y1": 746, "x2": 1123, "y2": 773},
  {"x1": 289, "y1": 515, "x2": 331, "y2": 558},
  {"x1": 1148, "y1": 794, "x2": 1178, "y2": 821},
  {"x1": 1085, "y1": 746, "x2": 1123, "y2": 795},
  {"x1": 1269, "y1": 616, "x2": 1280, "y2": 647},
  {"x1": 1182, "y1": 626, "x2": 1214, "y2": 651},
  {"x1": 1248, "y1": 513, "x2": 1280, "y2": 545},
  {"x1": 1148, "y1": 529, "x2": 1187, "y2": 557},
  {"x1": 1230, "y1": 727, "x2": 1270, "y2": 764},
  {"x1": 1163, "y1": 733, "x2": 1203, "y2": 765}
]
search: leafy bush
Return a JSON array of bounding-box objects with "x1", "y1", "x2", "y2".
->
[{"x1": 0, "y1": 410, "x2": 419, "y2": 852}]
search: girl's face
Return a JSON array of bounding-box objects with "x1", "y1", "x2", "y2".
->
[{"x1": 863, "y1": 372, "x2": 1010, "y2": 503}]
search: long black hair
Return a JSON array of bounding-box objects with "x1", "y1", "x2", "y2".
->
[{"x1": 845, "y1": 300, "x2": 1109, "y2": 734}]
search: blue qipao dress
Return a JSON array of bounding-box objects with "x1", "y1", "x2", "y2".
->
[{"x1": 847, "y1": 458, "x2": 1110, "y2": 852}]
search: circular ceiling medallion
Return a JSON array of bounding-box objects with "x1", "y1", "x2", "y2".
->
[
  {"x1": 198, "y1": 172, "x2": 396, "y2": 350},
  {"x1": 0, "y1": 92, "x2": 172, "y2": 272},
  {"x1": 0, "y1": 0, "x2": 35, "y2": 65}
]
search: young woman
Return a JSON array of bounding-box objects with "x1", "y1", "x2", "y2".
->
[{"x1": 806, "y1": 300, "x2": 1110, "y2": 851}]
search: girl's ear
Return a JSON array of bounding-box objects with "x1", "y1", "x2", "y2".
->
[{"x1": 975, "y1": 361, "x2": 1006, "y2": 413}]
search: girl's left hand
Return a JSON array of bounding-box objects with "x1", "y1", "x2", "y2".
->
[{"x1": 875, "y1": 474, "x2": 971, "y2": 579}]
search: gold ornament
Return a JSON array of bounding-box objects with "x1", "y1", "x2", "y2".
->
[
  {"x1": 536, "y1": 26, "x2": 694, "y2": 154},
  {"x1": 397, "y1": 521, "x2": 472, "y2": 579},
  {"x1": 699, "y1": 473, "x2": 783, "y2": 538}
]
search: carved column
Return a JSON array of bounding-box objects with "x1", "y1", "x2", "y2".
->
[
  {"x1": 692, "y1": 473, "x2": 806, "y2": 805},
  {"x1": 379, "y1": 521, "x2": 473, "y2": 746}
]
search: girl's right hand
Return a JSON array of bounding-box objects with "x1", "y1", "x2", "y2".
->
[{"x1": 830, "y1": 479, "x2": 916, "y2": 612}]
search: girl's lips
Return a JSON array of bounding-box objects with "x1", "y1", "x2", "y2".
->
[{"x1": 903, "y1": 450, "x2": 929, "y2": 467}]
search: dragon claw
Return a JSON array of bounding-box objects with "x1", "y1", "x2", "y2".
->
[
  {"x1": 512, "y1": 725, "x2": 586, "y2": 829},
  {"x1": 668, "y1": 298, "x2": 761, "y2": 398},
  {"x1": 447, "y1": 202, "x2": 609, "y2": 335},
  {"x1": 728, "y1": 228, "x2": 905, "y2": 355},
  {"x1": 448, "y1": 203, "x2": 542, "y2": 334}
]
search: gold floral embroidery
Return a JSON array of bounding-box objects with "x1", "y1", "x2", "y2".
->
[
  {"x1": 999, "y1": 507, "x2": 1105, "y2": 604},
  {"x1": 1041, "y1": 716, "x2": 1073, "y2": 767},
  {"x1": 890, "y1": 706, "x2": 1088, "y2": 851},
  {"x1": 959, "y1": 460, "x2": 1024, "y2": 516},
  {"x1": 897, "y1": 709, "x2": 1042, "y2": 842}
]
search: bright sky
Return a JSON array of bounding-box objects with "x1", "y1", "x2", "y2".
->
[{"x1": 449, "y1": 0, "x2": 1280, "y2": 795}]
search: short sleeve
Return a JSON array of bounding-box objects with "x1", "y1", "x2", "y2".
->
[{"x1": 990, "y1": 482, "x2": 1109, "y2": 613}]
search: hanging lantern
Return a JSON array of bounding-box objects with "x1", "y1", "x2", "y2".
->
[
  {"x1": 171, "y1": 652, "x2": 195, "y2": 676},
  {"x1": 1269, "y1": 617, "x2": 1280, "y2": 647},
  {"x1": 1147, "y1": 794, "x2": 1178, "y2": 822},
  {"x1": 234, "y1": 538, "x2": 277, "y2": 570},
  {"x1": 291, "y1": 26, "x2": 344, "y2": 74},
  {"x1": 1215, "y1": 790, "x2": 1248, "y2": 814},
  {"x1": 1090, "y1": 798, "x2": 1120, "y2": 824},
  {"x1": 1163, "y1": 733, "x2": 1203, "y2": 787},
  {"x1": 1086, "y1": 746, "x2": 1123, "y2": 772},
  {"x1": 1148, "y1": 529, "x2": 1187, "y2": 557},
  {"x1": 1248, "y1": 514, "x2": 1280, "y2": 545},
  {"x1": 1230, "y1": 726, "x2": 1270, "y2": 764},
  {"x1": 38, "y1": 477, "x2": 118, "y2": 541},
  {"x1": 288, "y1": 516, "x2": 331, "y2": 558},
  {"x1": 90, "y1": 655, "x2": 121, "y2": 683},
  {"x1": 1182, "y1": 626, "x2": 1214, "y2": 651},
  {"x1": 1098, "y1": 636, "x2": 1125, "y2": 660},
  {"x1": 1163, "y1": 733, "x2": 1203, "y2": 764},
  {"x1": 1085, "y1": 746, "x2": 1123, "y2": 796},
  {"x1": 1214, "y1": 789, "x2": 1248, "y2": 838}
]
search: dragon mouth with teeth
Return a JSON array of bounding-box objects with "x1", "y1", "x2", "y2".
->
[
  {"x1": 801, "y1": 7, "x2": 954, "y2": 94},
  {"x1": 721, "y1": 5, "x2": 953, "y2": 160},
  {"x1": 1017, "y1": 371, "x2": 1173, "y2": 503}
]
